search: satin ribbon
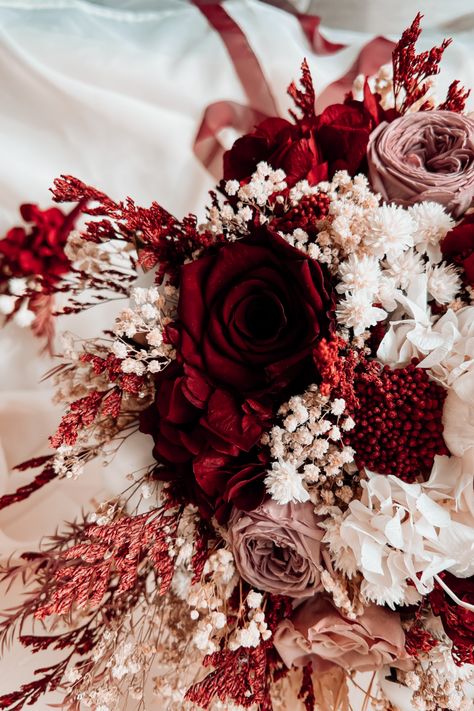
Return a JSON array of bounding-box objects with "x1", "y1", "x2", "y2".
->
[
  {"x1": 316, "y1": 36, "x2": 395, "y2": 111},
  {"x1": 260, "y1": 0, "x2": 346, "y2": 55},
  {"x1": 191, "y1": 1, "x2": 391, "y2": 179}
]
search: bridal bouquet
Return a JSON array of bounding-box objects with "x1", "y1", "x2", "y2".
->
[{"x1": 1, "y1": 14, "x2": 473, "y2": 711}]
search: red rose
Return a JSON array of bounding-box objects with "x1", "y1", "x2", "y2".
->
[
  {"x1": 0, "y1": 204, "x2": 79, "y2": 285},
  {"x1": 223, "y1": 117, "x2": 327, "y2": 187},
  {"x1": 317, "y1": 85, "x2": 397, "y2": 178},
  {"x1": 139, "y1": 362, "x2": 270, "y2": 517},
  {"x1": 441, "y1": 213, "x2": 474, "y2": 286},
  {"x1": 176, "y1": 227, "x2": 335, "y2": 396},
  {"x1": 429, "y1": 572, "x2": 474, "y2": 665}
]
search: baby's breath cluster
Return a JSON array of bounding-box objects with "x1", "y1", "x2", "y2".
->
[
  {"x1": 262, "y1": 386, "x2": 356, "y2": 507},
  {"x1": 187, "y1": 549, "x2": 238, "y2": 655},
  {"x1": 399, "y1": 640, "x2": 474, "y2": 711},
  {"x1": 112, "y1": 285, "x2": 176, "y2": 376}
]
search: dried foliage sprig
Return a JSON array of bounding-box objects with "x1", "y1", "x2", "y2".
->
[
  {"x1": 392, "y1": 12, "x2": 470, "y2": 114},
  {"x1": 0, "y1": 495, "x2": 184, "y2": 711},
  {"x1": 52, "y1": 176, "x2": 222, "y2": 286}
]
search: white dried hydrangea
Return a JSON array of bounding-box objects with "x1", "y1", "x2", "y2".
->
[{"x1": 325, "y1": 456, "x2": 474, "y2": 609}]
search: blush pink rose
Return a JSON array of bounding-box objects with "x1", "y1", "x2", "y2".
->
[
  {"x1": 367, "y1": 111, "x2": 474, "y2": 218},
  {"x1": 274, "y1": 596, "x2": 411, "y2": 673},
  {"x1": 227, "y1": 499, "x2": 327, "y2": 599}
]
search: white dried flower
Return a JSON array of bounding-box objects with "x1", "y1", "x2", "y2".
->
[
  {"x1": 0, "y1": 294, "x2": 17, "y2": 315},
  {"x1": 112, "y1": 340, "x2": 128, "y2": 359},
  {"x1": 336, "y1": 292, "x2": 386, "y2": 335},
  {"x1": 427, "y1": 263, "x2": 462, "y2": 304},
  {"x1": 384, "y1": 248, "x2": 424, "y2": 290},
  {"x1": 365, "y1": 205, "x2": 414, "y2": 259},
  {"x1": 246, "y1": 591, "x2": 263, "y2": 609},
  {"x1": 8, "y1": 277, "x2": 28, "y2": 296},
  {"x1": 331, "y1": 398, "x2": 346, "y2": 416},
  {"x1": 336, "y1": 254, "x2": 381, "y2": 298},
  {"x1": 409, "y1": 202, "x2": 454, "y2": 263},
  {"x1": 265, "y1": 459, "x2": 309, "y2": 505},
  {"x1": 13, "y1": 303, "x2": 36, "y2": 327},
  {"x1": 225, "y1": 180, "x2": 240, "y2": 196},
  {"x1": 121, "y1": 358, "x2": 146, "y2": 375}
]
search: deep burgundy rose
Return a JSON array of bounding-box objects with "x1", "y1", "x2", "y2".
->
[
  {"x1": 139, "y1": 362, "x2": 270, "y2": 517},
  {"x1": 441, "y1": 213, "x2": 474, "y2": 286},
  {"x1": 316, "y1": 86, "x2": 396, "y2": 178},
  {"x1": 0, "y1": 203, "x2": 79, "y2": 284},
  {"x1": 429, "y1": 572, "x2": 474, "y2": 665},
  {"x1": 223, "y1": 117, "x2": 327, "y2": 187},
  {"x1": 176, "y1": 227, "x2": 335, "y2": 396}
]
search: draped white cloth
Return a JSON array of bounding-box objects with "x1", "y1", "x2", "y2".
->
[{"x1": 0, "y1": 0, "x2": 473, "y2": 707}]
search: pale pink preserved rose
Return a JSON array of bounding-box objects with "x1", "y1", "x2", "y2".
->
[
  {"x1": 227, "y1": 499, "x2": 327, "y2": 599},
  {"x1": 274, "y1": 595, "x2": 411, "y2": 673},
  {"x1": 367, "y1": 111, "x2": 474, "y2": 217}
]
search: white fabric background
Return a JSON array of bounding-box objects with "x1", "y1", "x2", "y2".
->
[{"x1": 0, "y1": 1, "x2": 473, "y2": 707}]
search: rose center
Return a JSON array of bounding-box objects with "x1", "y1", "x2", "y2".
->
[
  {"x1": 407, "y1": 127, "x2": 472, "y2": 174},
  {"x1": 242, "y1": 293, "x2": 286, "y2": 340}
]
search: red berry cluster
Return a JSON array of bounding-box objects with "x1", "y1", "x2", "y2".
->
[
  {"x1": 274, "y1": 192, "x2": 330, "y2": 235},
  {"x1": 345, "y1": 360, "x2": 449, "y2": 481}
]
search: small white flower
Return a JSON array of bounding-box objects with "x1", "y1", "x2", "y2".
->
[
  {"x1": 341, "y1": 416, "x2": 356, "y2": 431},
  {"x1": 336, "y1": 292, "x2": 386, "y2": 336},
  {"x1": 409, "y1": 202, "x2": 454, "y2": 263},
  {"x1": 146, "y1": 328, "x2": 163, "y2": 347},
  {"x1": 365, "y1": 205, "x2": 414, "y2": 259},
  {"x1": 13, "y1": 303, "x2": 35, "y2": 327},
  {"x1": 265, "y1": 459, "x2": 309, "y2": 505},
  {"x1": 376, "y1": 275, "x2": 398, "y2": 312},
  {"x1": 0, "y1": 294, "x2": 17, "y2": 315},
  {"x1": 140, "y1": 303, "x2": 158, "y2": 320},
  {"x1": 246, "y1": 591, "x2": 263, "y2": 609},
  {"x1": 225, "y1": 179, "x2": 240, "y2": 196},
  {"x1": 131, "y1": 287, "x2": 148, "y2": 305},
  {"x1": 427, "y1": 263, "x2": 462, "y2": 304},
  {"x1": 238, "y1": 206, "x2": 252, "y2": 222},
  {"x1": 121, "y1": 358, "x2": 146, "y2": 375},
  {"x1": 112, "y1": 340, "x2": 128, "y2": 359},
  {"x1": 331, "y1": 398, "x2": 346, "y2": 416},
  {"x1": 147, "y1": 360, "x2": 163, "y2": 373},
  {"x1": 8, "y1": 277, "x2": 28, "y2": 296},
  {"x1": 336, "y1": 254, "x2": 381, "y2": 298},
  {"x1": 211, "y1": 611, "x2": 227, "y2": 630},
  {"x1": 384, "y1": 248, "x2": 424, "y2": 290}
]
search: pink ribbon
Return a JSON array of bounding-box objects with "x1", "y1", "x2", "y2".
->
[
  {"x1": 316, "y1": 36, "x2": 395, "y2": 111},
  {"x1": 191, "y1": 1, "x2": 389, "y2": 179},
  {"x1": 260, "y1": 0, "x2": 346, "y2": 55}
]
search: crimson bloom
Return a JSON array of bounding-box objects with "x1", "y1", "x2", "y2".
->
[
  {"x1": 441, "y1": 213, "x2": 474, "y2": 286},
  {"x1": 139, "y1": 362, "x2": 270, "y2": 519},
  {"x1": 0, "y1": 203, "x2": 80, "y2": 286},
  {"x1": 176, "y1": 226, "x2": 335, "y2": 397},
  {"x1": 429, "y1": 572, "x2": 474, "y2": 665},
  {"x1": 223, "y1": 117, "x2": 327, "y2": 187},
  {"x1": 317, "y1": 84, "x2": 397, "y2": 177}
]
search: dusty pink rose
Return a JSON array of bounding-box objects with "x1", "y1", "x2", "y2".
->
[
  {"x1": 274, "y1": 596, "x2": 410, "y2": 673},
  {"x1": 367, "y1": 111, "x2": 474, "y2": 217},
  {"x1": 227, "y1": 500, "x2": 327, "y2": 599}
]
